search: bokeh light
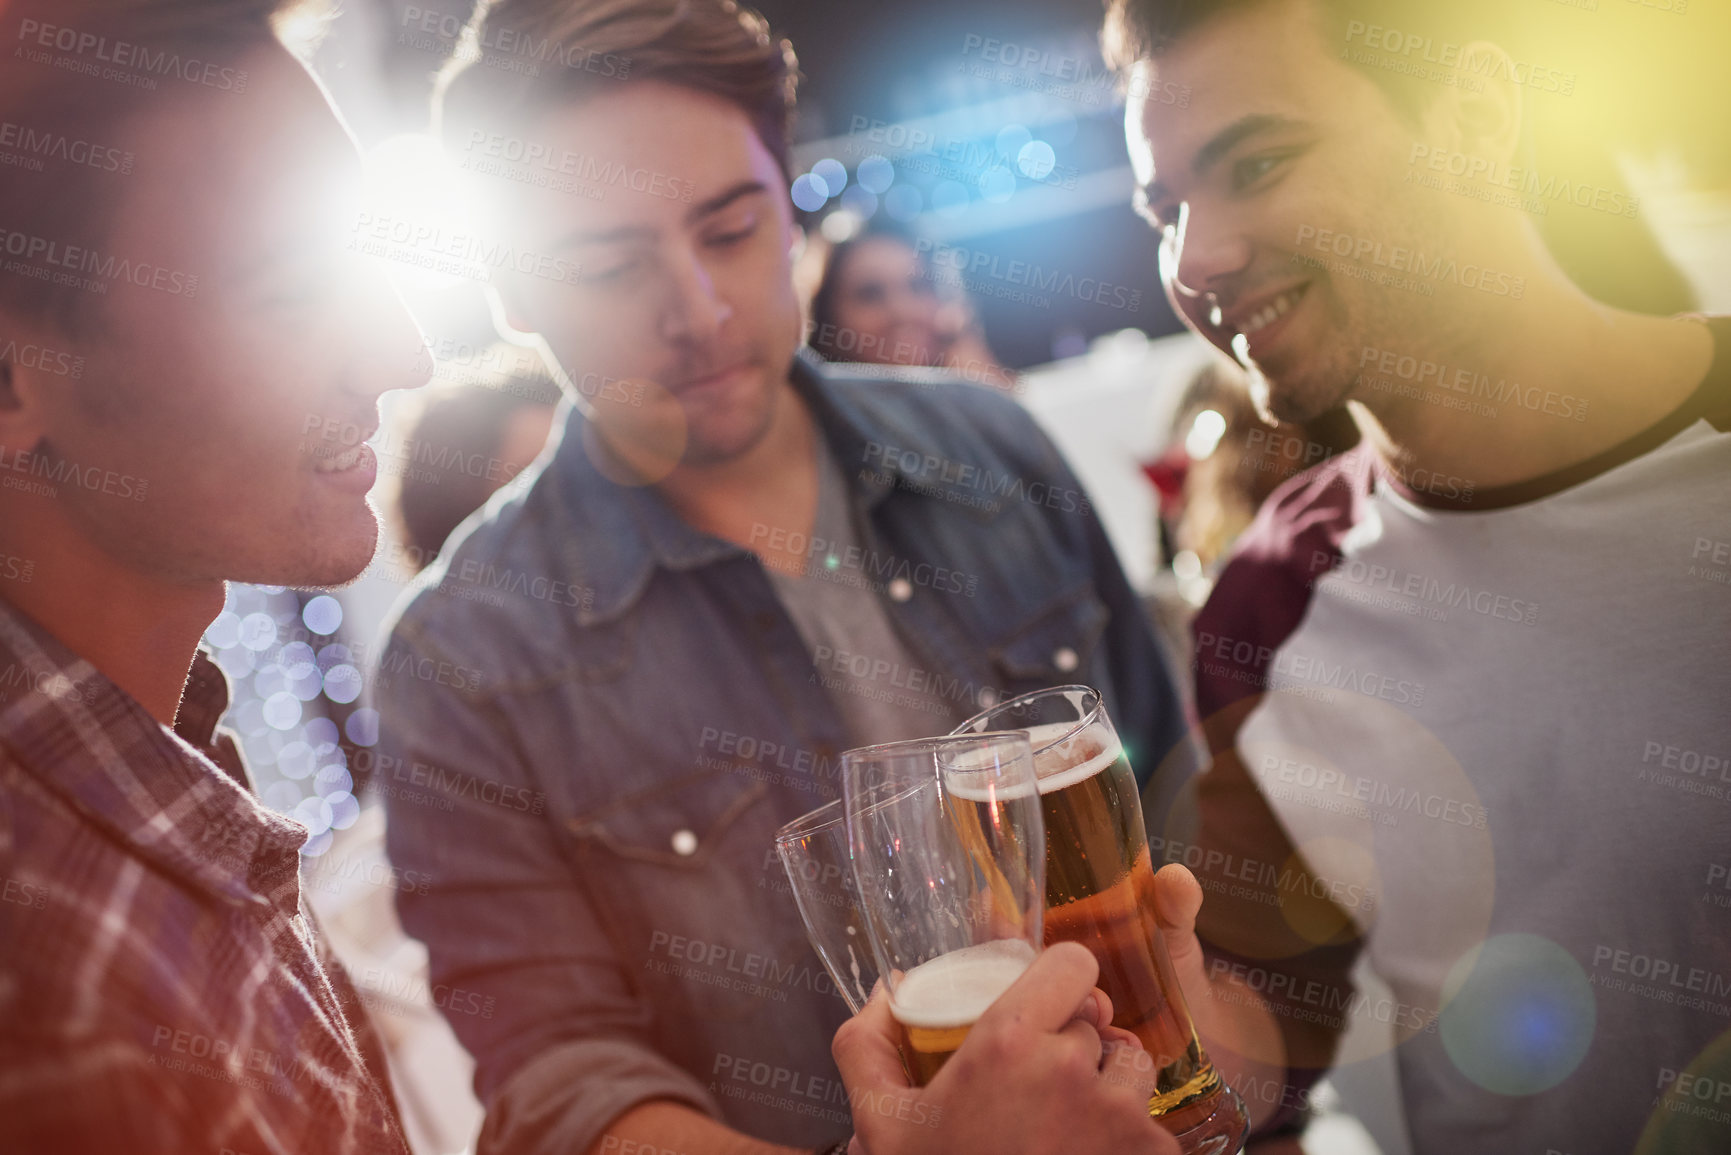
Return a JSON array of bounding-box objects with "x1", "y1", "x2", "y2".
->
[
  {"x1": 791, "y1": 173, "x2": 829, "y2": 212},
  {"x1": 839, "y1": 185, "x2": 879, "y2": 219},
  {"x1": 979, "y1": 167, "x2": 1017, "y2": 205},
  {"x1": 994, "y1": 124, "x2": 1032, "y2": 159},
  {"x1": 1017, "y1": 141, "x2": 1057, "y2": 181},
  {"x1": 931, "y1": 180, "x2": 971, "y2": 216},
  {"x1": 302, "y1": 595, "x2": 343, "y2": 636},
  {"x1": 811, "y1": 157, "x2": 847, "y2": 196},
  {"x1": 1440, "y1": 933, "x2": 1597, "y2": 1096},
  {"x1": 857, "y1": 154, "x2": 896, "y2": 195},
  {"x1": 883, "y1": 185, "x2": 923, "y2": 222}
]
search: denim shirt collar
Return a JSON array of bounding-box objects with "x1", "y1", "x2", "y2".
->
[{"x1": 549, "y1": 348, "x2": 972, "y2": 627}]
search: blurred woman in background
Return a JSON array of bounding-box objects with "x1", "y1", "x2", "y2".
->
[{"x1": 805, "y1": 224, "x2": 1016, "y2": 389}]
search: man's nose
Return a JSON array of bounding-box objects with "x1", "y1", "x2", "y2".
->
[
  {"x1": 1167, "y1": 203, "x2": 1253, "y2": 299},
  {"x1": 347, "y1": 266, "x2": 433, "y2": 400},
  {"x1": 660, "y1": 250, "x2": 733, "y2": 345}
]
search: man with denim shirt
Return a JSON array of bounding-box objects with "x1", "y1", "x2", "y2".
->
[{"x1": 371, "y1": 1, "x2": 1188, "y2": 1153}]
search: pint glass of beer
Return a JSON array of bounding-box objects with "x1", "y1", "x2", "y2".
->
[
  {"x1": 842, "y1": 733, "x2": 1044, "y2": 1084},
  {"x1": 953, "y1": 687, "x2": 1248, "y2": 1154}
]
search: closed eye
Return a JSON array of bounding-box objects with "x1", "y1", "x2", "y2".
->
[
  {"x1": 1231, "y1": 151, "x2": 1294, "y2": 192},
  {"x1": 705, "y1": 216, "x2": 759, "y2": 247}
]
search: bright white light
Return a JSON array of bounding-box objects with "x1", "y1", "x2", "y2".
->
[
  {"x1": 821, "y1": 210, "x2": 864, "y2": 243},
  {"x1": 357, "y1": 134, "x2": 480, "y2": 292},
  {"x1": 302, "y1": 594, "x2": 343, "y2": 635},
  {"x1": 1185, "y1": 409, "x2": 1229, "y2": 460}
]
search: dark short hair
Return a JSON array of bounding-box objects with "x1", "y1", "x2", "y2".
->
[
  {"x1": 1103, "y1": 0, "x2": 1518, "y2": 122},
  {"x1": 0, "y1": 0, "x2": 309, "y2": 337},
  {"x1": 1101, "y1": 0, "x2": 1697, "y2": 316},
  {"x1": 436, "y1": 0, "x2": 800, "y2": 179}
]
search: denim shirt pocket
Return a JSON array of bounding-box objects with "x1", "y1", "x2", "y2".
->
[
  {"x1": 986, "y1": 583, "x2": 1110, "y2": 689},
  {"x1": 564, "y1": 768, "x2": 796, "y2": 1023},
  {"x1": 568, "y1": 768, "x2": 769, "y2": 868}
]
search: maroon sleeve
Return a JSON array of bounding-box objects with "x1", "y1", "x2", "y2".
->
[
  {"x1": 1192, "y1": 446, "x2": 1370, "y2": 720},
  {"x1": 1180, "y1": 448, "x2": 1371, "y2": 1135}
]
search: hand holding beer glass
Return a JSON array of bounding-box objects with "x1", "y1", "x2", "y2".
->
[
  {"x1": 840, "y1": 733, "x2": 1046, "y2": 1083},
  {"x1": 953, "y1": 687, "x2": 1249, "y2": 1154}
]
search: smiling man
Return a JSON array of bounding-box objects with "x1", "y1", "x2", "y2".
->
[
  {"x1": 370, "y1": 2, "x2": 1189, "y2": 1153},
  {"x1": 0, "y1": 0, "x2": 431, "y2": 1150},
  {"x1": 1105, "y1": 0, "x2": 1731, "y2": 1151}
]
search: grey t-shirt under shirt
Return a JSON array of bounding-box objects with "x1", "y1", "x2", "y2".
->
[{"x1": 766, "y1": 436, "x2": 965, "y2": 747}]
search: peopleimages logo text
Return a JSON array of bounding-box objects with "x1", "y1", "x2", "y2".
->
[{"x1": 16, "y1": 19, "x2": 249, "y2": 92}]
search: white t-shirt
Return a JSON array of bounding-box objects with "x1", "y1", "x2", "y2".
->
[{"x1": 1186, "y1": 318, "x2": 1731, "y2": 1153}]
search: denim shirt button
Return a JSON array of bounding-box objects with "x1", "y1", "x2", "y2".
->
[
  {"x1": 670, "y1": 829, "x2": 699, "y2": 856},
  {"x1": 1053, "y1": 646, "x2": 1080, "y2": 673},
  {"x1": 887, "y1": 578, "x2": 913, "y2": 603}
]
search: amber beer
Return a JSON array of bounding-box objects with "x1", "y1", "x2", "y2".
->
[
  {"x1": 1026, "y1": 718, "x2": 1236, "y2": 1133},
  {"x1": 888, "y1": 940, "x2": 1034, "y2": 1085}
]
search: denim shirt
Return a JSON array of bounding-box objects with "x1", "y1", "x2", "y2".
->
[{"x1": 372, "y1": 350, "x2": 1187, "y2": 1154}]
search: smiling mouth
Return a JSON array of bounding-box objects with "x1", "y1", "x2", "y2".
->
[
  {"x1": 1213, "y1": 282, "x2": 1310, "y2": 339},
  {"x1": 313, "y1": 444, "x2": 369, "y2": 473}
]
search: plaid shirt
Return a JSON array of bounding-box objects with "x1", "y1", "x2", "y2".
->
[{"x1": 0, "y1": 598, "x2": 410, "y2": 1155}]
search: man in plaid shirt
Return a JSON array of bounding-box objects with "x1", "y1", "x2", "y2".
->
[{"x1": 0, "y1": 0, "x2": 428, "y2": 1149}]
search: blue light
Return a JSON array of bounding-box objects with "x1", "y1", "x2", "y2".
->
[
  {"x1": 1017, "y1": 141, "x2": 1056, "y2": 181},
  {"x1": 931, "y1": 180, "x2": 970, "y2": 216},
  {"x1": 883, "y1": 185, "x2": 923, "y2": 222},
  {"x1": 857, "y1": 154, "x2": 896, "y2": 195},
  {"x1": 840, "y1": 186, "x2": 879, "y2": 219},
  {"x1": 791, "y1": 174, "x2": 828, "y2": 212},
  {"x1": 979, "y1": 167, "x2": 1017, "y2": 204},
  {"x1": 812, "y1": 158, "x2": 847, "y2": 196},
  {"x1": 995, "y1": 124, "x2": 1032, "y2": 159}
]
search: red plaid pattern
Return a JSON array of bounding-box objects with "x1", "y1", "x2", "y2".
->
[{"x1": 0, "y1": 598, "x2": 410, "y2": 1155}]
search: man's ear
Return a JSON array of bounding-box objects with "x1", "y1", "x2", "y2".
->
[{"x1": 1421, "y1": 41, "x2": 1524, "y2": 169}]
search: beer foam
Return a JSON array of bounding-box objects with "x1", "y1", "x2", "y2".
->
[
  {"x1": 890, "y1": 940, "x2": 1036, "y2": 1029},
  {"x1": 943, "y1": 743, "x2": 1039, "y2": 802},
  {"x1": 1024, "y1": 720, "x2": 1122, "y2": 795}
]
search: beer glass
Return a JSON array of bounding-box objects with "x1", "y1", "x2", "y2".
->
[
  {"x1": 775, "y1": 799, "x2": 877, "y2": 1014},
  {"x1": 954, "y1": 686, "x2": 1248, "y2": 1154},
  {"x1": 842, "y1": 733, "x2": 1045, "y2": 1084}
]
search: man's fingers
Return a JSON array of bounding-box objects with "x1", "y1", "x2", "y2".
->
[
  {"x1": 1099, "y1": 1034, "x2": 1159, "y2": 1101},
  {"x1": 832, "y1": 983, "x2": 913, "y2": 1093},
  {"x1": 1150, "y1": 862, "x2": 1204, "y2": 934},
  {"x1": 1097, "y1": 1025, "x2": 1143, "y2": 1052},
  {"x1": 982, "y1": 942, "x2": 1101, "y2": 1034},
  {"x1": 1072, "y1": 987, "x2": 1114, "y2": 1031},
  {"x1": 1055, "y1": 1016, "x2": 1106, "y2": 1073}
]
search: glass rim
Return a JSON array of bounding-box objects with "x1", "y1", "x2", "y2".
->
[
  {"x1": 775, "y1": 739, "x2": 1023, "y2": 844},
  {"x1": 838, "y1": 729, "x2": 1034, "y2": 768},
  {"x1": 952, "y1": 684, "x2": 1103, "y2": 755},
  {"x1": 773, "y1": 797, "x2": 845, "y2": 846}
]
